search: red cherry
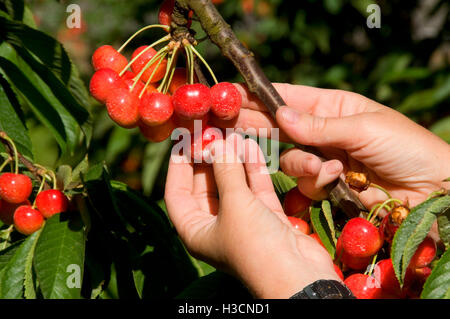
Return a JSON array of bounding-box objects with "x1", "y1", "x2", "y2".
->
[
  {"x1": 210, "y1": 82, "x2": 242, "y2": 120},
  {"x1": 336, "y1": 237, "x2": 372, "y2": 270},
  {"x1": 0, "y1": 173, "x2": 32, "y2": 204},
  {"x1": 190, "y1": 125, "x2": 222, "y2": 162},
  {"x1": 380, "y1": 212, "x2": 398, "y2": 244},
  {"x1": 13, "y1": 205, "x2": 44, "y2": 235},
  {"x1": 287, "y1": 216, "x2": 310, "y2": 234},
  {"x1": 283, "y1": 187, "x2": 311, "y2": 219},
  {"x1": 158, "y1": 0, "x2": 193, "y2": 28},
  {"x1": 169, "y1": 68, "x2": 197, "y2": 94},
  {"x1": 374, "y1": 259, "x2": 402, "y2": 296},
  {"x1": 89, "y1": 68, "x2": 126, "y2": 103},
  {"x1": 172, "y1": 84, "x2": 211, "y2": 119},
  {"x1": 131, "y1": 46, "x2": 167, "y2": 84},
  {"x1": 344, "y1": 273, "x2": 383, "y2": 299},
  {"x1": 139, "y1": 118, "x2": 176, "y2": 143},
  {"x1": 106, "y1": 87, "x2": 140, "y2": 128},
  {"x1": 124, "y1": 78, "x2": 146, "y2": 98},
  {"x1": 0, "y1": 199, "x2": 30, "y2": 225},
  {"x1": 340, "y1": 217, "x2": 383, "y2": 258},
  {"x1": 173, "y1": 112, "x2": 210, "y2": 134},
  {"x1": 403, "y1": 267, "x2": 432, "y2": 298},
  {"x1": 139, "y1": 93, "x2": 173, "y2": 126},
  {"x1": 334, "y1": 264, "x2": 344, "y2": 281},
  {"x1": 35, "y1": 189, "x2": 69, "y2": 219},
  {"x1": 408, "y1": 237, "x2": 436, "y2": 269},
  {"x1": 121, "y1": 71, "x2": 136, "y2": 81},
  {"x1": 92, "y1": 45, "x2": 128, "y2": 74}
]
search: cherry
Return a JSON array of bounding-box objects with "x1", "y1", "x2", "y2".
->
[
  {"x1": 173, "y1": 112, "x2": 210, "y2": 134},
  {"x1": 190, "y1": 125, "x2": 222, "y2": 162},
  {"x1": 106, "y1": 87, "x2": 140, "y2": 128},
  {"x1": 210, "y1": 82, "x2": 242, "y2": 120},
  {"x1": 124, "y1": 78, "x2": 146, "y2": 98},
  {"x1": 172, "y1": 84, "x2": 211, "y2": 119},
  {"x1": 374, "y1": 259, "x2": 402, "y2": 296},
  {"x1": 380, "y1": 212, "x2": 398, "y2": 244},
  {"x1": 139, "y1": 92, "x2": 174, "y2": 126},
  {"x1": 344, "y1": 273, "x2": 383, "y2": 299},
  {"x1": 287, "y1": 216, "x2": 310, "y2": 234},
  {"x1": 35, "y1": 189, "x2": 69, "y2": 219},
  {"x1": 336, "y1": 237, "x2": 372, "y2": 270},
  {"x1": 90, "y1": 68, "x2": 126, "y2": 103},
  {"x1": 139, "y1": 118, "x2": 176, "y2": 143},
  {"x1": 0, "y1": 173, "x2": 32, "y2": 204},
  {"x1": 131, "y1": 46, "x2": 167, "y2": 84},
  {"x1": 92, "y1": 45, "x2": 128, "y2": 74},
  {"x1": 283, "y1": 187, "x2": 311, "y2": 219},
  {"x1": 0, "y1": 199, "x2": 30, "y2": 225},
  {"x1": 158, "y1": 0, "x2": 193, "y2": 28},
  {"x1": 403, "y1": 267, "x2": 432, "y2": 298},
  {"x1": 121, "y1": 70, "x2": 136, "y2": 81},
  {"x1": 169, "y1": 67, "x2": 197, "y2": 94},
  {"x1": 13, "y1": 205, "x2": 44, "y2": 235},
  {"x1": 340, "y1": 217, "x2": 383, "y2": 258},
  {"x1": 334, "y1": 264, "x2": 344, "y2": 281},
  {"x1": 408, "y1": 237, "x2": 436, "y2": 269}
]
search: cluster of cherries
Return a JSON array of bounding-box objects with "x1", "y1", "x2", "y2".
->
[
  {"x1": 0, "y1": 169, "x2": 68, "y2": 236},
  {"x1": 282, "y1": 174, "x2": 436, "y2": 299},
  {"x1": 89, "y1": 0, "x2": 242, "y2": 149}
]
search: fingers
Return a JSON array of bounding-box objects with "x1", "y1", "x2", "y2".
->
[
  {"x1": 276, "y1": 106, "x2": 366, "y2": 150},
  {"x1": 280, "y1": 148, "x2": 323, "y2": 177},
  {"x1": 193, "y1": 165, "x2": 219, "y2": 215},
  {"x1": 243, "y1": 138, "x2": 284, "y2": 216}
]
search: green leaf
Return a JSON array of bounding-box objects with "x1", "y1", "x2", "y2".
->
[
  {"x1": 0, "y1": 230, "x2": 41, "y2": 299},
  {"x1": 437, "y1": 207, "x2": 450, "y2": 249},
  {"x1": 33, "y1": 213, "x2": 86, "y2": 299},
  {"x1": 430, "y1": 116, "x2": 450, "y2": 143},
  {"x1": 270, "y1": 171, "x2": 297, "y2": 195},
  {"x1": 391, "y1": 195, "x2": 450, "y2": 285},
  {"x1": 321, "y1": 200, "x2": 337, "y2": 245},
  {"x1": 142, "y1": 139, "x2": 172, "y2": 196},
  {"x1": 310, "y1": 204, "x2": 336, "y2": 258},
  {"x1": 421, "y1": 248, "x2": 450, "y2": 299},
  {"x1": 0, "y1": 72, "x2": 32, "y2": 158}
]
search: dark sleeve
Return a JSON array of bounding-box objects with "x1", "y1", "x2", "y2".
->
[{"x1": 289, "y1": 280, "x2": 356, "y2": 299}]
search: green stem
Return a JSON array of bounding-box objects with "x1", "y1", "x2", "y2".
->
[
  {"x1": 119, "y1": 35, "x2": 171, "y2": 77},
  {"x1": 118, "y1": 24, "x2": 170, "y2": 53},
  {"x1": 366, "y1": 254, "x2": 378, "y2": 276},
  {"x1": 159, "y1": 45, "x2": 180, "y2": 94},
  {"x1": 140, "y1": 52, "x2": 168, "y2": 98},
  {"x1": 370, "y1": 183, "x2": 393, "y2": 208},
  {"x1": 32, "y1": 176, "x2": 48, "y2": 209},
  {"x1": 368, "y1": 198, "x2": 404, "y2": 223},
  {"x1": 0, "y1": 157, "x2": 11, "y2": 173},
  {"x1": 132, "y1": 46, "x2": 169, "y2": 91},
  {"x1": 188, "y1": 44, "x2": 218, "y2": 84},
  {"x1": 0, "y1": 134, "x2": 19, "y2": 174}
]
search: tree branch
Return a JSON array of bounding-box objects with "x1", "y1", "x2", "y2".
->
[{"x1": 173, "y1": 0, "x2": 366, "y2": 218}]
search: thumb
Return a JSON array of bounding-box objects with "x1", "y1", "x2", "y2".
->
[{"x1": 276, "y1": 106, "x2": 360, "y2": 149}]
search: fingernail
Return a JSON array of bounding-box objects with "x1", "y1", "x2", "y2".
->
[
  {"x1": 326, "y1": 161, "x2": 342, "y2": 174},
  {"x1": 279, "y1": 107, "x2": 299, "y2": 125}
]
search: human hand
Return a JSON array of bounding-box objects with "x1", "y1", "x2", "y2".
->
[
  {"x1": 164, "y1": 134, "x2": 341, "y2": 298},
  {"x1": 212, "y1": 83, "x2": 450, "y2": 210}
]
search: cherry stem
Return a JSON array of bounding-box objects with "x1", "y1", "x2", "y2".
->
[
  {"x1": 0, "y1": 157, "x2": 12, "y2": 173},
  {"x1": 117, "y1": 24, "x2": 170, "y2": 53},
  {"x1": 187, "y1": 44, "x2": 218, "y2": 84},
  {"x1": 32, "y1": 174, "x2": 48, "y2": 209},
  {"x1": 118, "y1": 35, "x2": 171, "y2": 77},
  {"x1": 366, "y1": 254, "x2": 378, "y2": 276},
  {"x1": 132, "y1": 46, "x2": 169, "y2": 91},
  {"x1": 184, "y1": 44, "x2": 193, "y2": 84},
  {"x1": 0, "y1": 133, "x2": 19, "y2": 174},
  {"x1": 368, "y1": 198, "x2": 404, "y2": 223},
  {"x1": 159, "y1": 44, "x2": 180, "y2": 94},
  {"x1": 370, "y1": 183, "x2": 393, "y2": 206},
  {"x1": 140, "y1": 52, "x2": 168, "y2": 98},
  {"x1": 426, "y1": 188, "x2": 447, "y2": 200}
]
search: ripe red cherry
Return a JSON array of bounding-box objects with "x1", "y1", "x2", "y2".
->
[
  {"x1": 172, "y1": 84, "x2": 211, "y2": 119},
  {"x1": 124, "y1": 78, "x2": 146, "y2": 98},
  {"x1": 210, "y1": 82, "x2": 242, "y2": 120},
  {"x1": 340, "y1": 217, "x2": 383, "y2": 258},
  {"x1": 106, "y1": 87, "x2": 140, "y2": 128},
  {"x1": 374, "y1": 259, "x2": 401, "y2": 296},
  {"x1": 190, "y1": 125, "x2": 222, "y2": 162},
  {"x1": 283, "y1": 187, "x2": 311, "y2": 219},
  {"x1": 0, "y1": 199, "x2": 30, "y2": 225},
  {"x1": 408, "y1": 237, "x2": 436, "y2": 269},
  {"x1": 344, "y1": 274, "x2": 383, "y2": 299},
  {"x1": 287, "y1": 216, "x2": 310, "y2": 234},
  {"x1": 13, "y1": 205, "x2": 44, "y2": 235},
  {"x1": 131, "y1": 46, "x2": 167, "y2": 84},
  {"x1": 92, "y1": 45, "x2": 128, "y2": 74},
  {"x1": 0, "y1": 173, "x2": 32, "y2": 204},
  {"x1": 90, "y1": 68, "x2": 126, "y2": 103},
  {"x1": 380, "y1": 212, "x2": 398, "y2": 244},
  {"x1": 158, "y1": 0, "x2": 193, "y2": 28},
  {"x1": 336, "y1": 237, "x2": 372, "y2": 270},
  {"x1": 35, "y1": 189, "x2": 69, "y2": 219},
  {"x1": 139, "y1": 118, "x2": 176, "y2": 143},
  {"x1": 139, "y1": 93, "x2": 173, "y2": 126}
]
